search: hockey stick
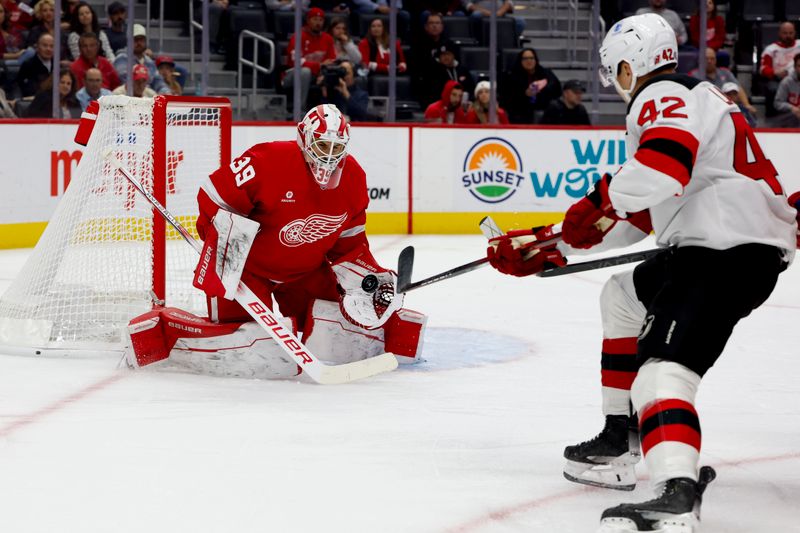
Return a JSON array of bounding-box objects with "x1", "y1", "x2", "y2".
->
[
  {"x1": 106, "y1": 151, "x2": 398, "y2": 384},
  {"x1": 396, "y1": 218, "x2": 563, "y2": 293},
  {"x1": 397, "y1": 216, "x2": 661, "y2": 292}
]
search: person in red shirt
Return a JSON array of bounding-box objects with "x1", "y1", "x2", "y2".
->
[
  {"x1": 282, "y1": 7, "x2": 337, "y2": 111},
  {"x1": 70, "y1": 31, "x2": 121, "y2": 89},
  {"x1": 759, "y1": 21, "x2": 800, "y2": 116},
  {"x1": 465, "y1": 81, "x2": 509, "y2": 124},
  {"x1": 424, "y1": 79, "x2": 468, "y2": 123},
  {"x1": 688, "y1": 0, "x2": 725, "y2": 50},
  {"x1": 125, "y1": 105, "x2": 426, "y2": 379},
  {"x1": 358, "y1": 17, "x2": 407, "y2": 74}
]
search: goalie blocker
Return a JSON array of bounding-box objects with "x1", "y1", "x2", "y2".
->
[{"x1": 126, "y1": 301, "x2": 426, "y2": 379}]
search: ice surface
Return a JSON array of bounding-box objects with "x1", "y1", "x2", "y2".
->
[{"x1": 0, "y1": 235, "x2": 798, "y2": 533}]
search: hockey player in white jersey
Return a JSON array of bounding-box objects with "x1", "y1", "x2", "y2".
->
[{"x1": 486, "y1": 13, "x2": 798, "y2": 533}]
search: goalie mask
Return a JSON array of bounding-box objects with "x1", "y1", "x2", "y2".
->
[
  {"x1": 599, "y1": 13, "x2": 677, "y2": 103},
  {"x1": 297, "y1": 104, "x2": 351, "y2": 190}
]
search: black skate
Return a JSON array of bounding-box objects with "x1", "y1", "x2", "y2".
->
[
  {"x1": 597, "y1": 466, "x2": 717, "y2": 533},
  {"x1": 563, "y1": 415, "x2": 640, "y2": 491}
]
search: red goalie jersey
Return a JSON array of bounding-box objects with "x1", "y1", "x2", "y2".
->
[{"x1": 197, "y1": 140, "x2": 374, "y2": 283}]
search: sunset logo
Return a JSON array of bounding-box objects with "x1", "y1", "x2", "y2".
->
[{"x1": 461, "y1": 137, "x2": 526, "y2": 203}]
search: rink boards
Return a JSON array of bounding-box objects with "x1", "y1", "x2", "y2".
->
[{"x1": 1, "y1": 120, "x2": 799, "y2": 248}]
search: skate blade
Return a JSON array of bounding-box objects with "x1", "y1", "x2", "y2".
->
[
  {"x1": 564, "y1": 460, "x2": 637, "y2": 491},
  {"x1": 597, "y1": 513, "x2": 699, "y2": 533}
]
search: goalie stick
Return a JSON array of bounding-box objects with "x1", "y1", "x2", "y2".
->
[
  {"x1": 105, "y1": 151, "x2": 398, "y2": 384},
  {"x1": 397, "y1": 216, "x2": 662, "y2": 293}
]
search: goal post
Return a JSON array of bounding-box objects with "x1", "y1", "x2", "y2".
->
[{"x1": 0, "y1": 95, "x2": 232, "y2": 356}]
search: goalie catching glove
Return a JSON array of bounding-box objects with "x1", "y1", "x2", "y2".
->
[
  {"x1": 487, "y1": 224, "x2": 566, "y2": 277},
  {"x1": 193, "y1": 210, "x2": 260, "y2": 300},
  {"x1": 332, "y1": 250, "x2": 403, "y2": 329}
]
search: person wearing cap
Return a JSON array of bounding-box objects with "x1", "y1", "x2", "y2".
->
[
  {"x1": 465, "y1": 81, "x2": 509, "y2": 124},
  {"x1": 113, "y1": 23, "x2": 168, "y2": 94},
  {"x1": 105, "y1": 1, "x2": 127, "y2": 53},
  {"x1": 424, "y1": 79, "x2": 468, "y2": 123},
  {"x1": 75, "y1": 67, "x2": 111, "y2": 110},
  {"x1": 720, "y1": 81, "x2": 757, "y2": 127},
  {"x1": 67, "y1": 2, "x2": 115, "y2": 62},
  {"x1": 282, "y1": 7, "x2": 337, "y2": 111},
  {"x1": 539, "y1": 79, "x2": 590, "y2": 125},
  {"x1": 156, "y1": 55, "x2": 182, "y2": 95},
  {"x1": 70, "y1": 31, "x2": 121, "y2": 90},
  {"x1": 689, "y1": 47, "x2": 757, "y2": 117},
  {"x1": 430, "y1": 40, "x2": 474, "y2": 101},
  {"x1": 772, "y1": 53, "x2": 800, "y2": 127},
  {"x1": 112, "y1": 64, "x2": 156, "y2": 98}
]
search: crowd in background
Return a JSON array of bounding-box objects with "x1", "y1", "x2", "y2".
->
[{"x1": 1, "y1": 0, "x2": 799, "y2": 128}]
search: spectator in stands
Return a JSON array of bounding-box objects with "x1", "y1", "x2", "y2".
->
[
  {"x1": 71, "y1": 32, "x2": 121, "y2": 90},
  {"x1": 430, "y1": 40, "x2": 473, "y2": 100},
  {"x1": 75, "y1": 67, "x2": 111, "y2": 110},
  {"x1": 61, "y1": 0, "x2": 79, "y2": 29},
  {"x1": 283, "y1": 7, "x2": 337, "y2": 112},
  {"x1": 418, "y1": 0, "x2": 466, "y2": 23},
  {"x1": 358, "y1": 18, "x2": 407, "y2": 75},
  {"x1": 112, "y1": 64, "x2": 155, "y2": 98},
  {"x1": 17, "y1": 33, "x2": 54, "y2": 97},
  {"x1": 26, "y1": 0, "x2": 57, "y2": 49},
  {"x1": 1, "y1": 0, "x2": 33, "y2": 36},
  {"x1": 500, "y1": 47, "x2": 561, "y2": 124},
  {"x1": 772, "y1": 54, "x2": 800, "y2": 128},
  {"x1": 465, "y1": 0, "x2": 524, "y2": 40},
  {"x1": 114, "y1": 24, "x2": 167, "y2": 94},
  {"x1": 267, "y1": 0, "x2": 311, "y2": 12},
  {"x1": 352, "y1": 0, "x2": 411, "y2": 38},
  {"x1": 156, "y1": 55, "x2": 181, "y2": 95},
  {"x1": 204, "y1": 0, "x2": 234, "y2": 55},
  {"x1": 0, "y1": 87, "x2": 15, "y2": 117},
  {"x1": 0, "y1": 2, "x2": 25, "y2": 61},
  {"x1": 322, "y1": 59, "x2": 369, "y2": 121},
  {"x1": 67, "y1": 2, "x2": 114, "y2": 62},
  {"x1": 424, "y1": 79, "x2": 468, "y2": 123},
  {"x1": 27, "y1": 70, "x2": 81, "y2": 118},
  {"x1": 309, "y1": 0, "x2": 349, "y2": 15},
  {"x1": 410, "y1": 12, "x2": 458, "y2": 106},
  {"x1": 721, "y1": 82, "x2": 756, "y2": 127},
  {"x1": 689, "y1": 47, "x2": 757, "y2": 116},
  {"x1": 104, "y1": 2, "x2": 127, "y2": 54},
  {"x1": 465, "y1": 80, "x2": 508, "y2": 124},
  {"x1": 636, "y1": 0, "x2": 687, "y2": 45},
  {"x1": 760, "y1": 21, "x2": 800, "y2": 116},
  {"x1": 328, "y1": 17, "x2": 362, "y2": 65},
  {"x1": 689, "y1": 0, "x2": 724, "y2": 50},
  {"x1": 539, "y1": 78, "x2": 590, "y2": 125}
]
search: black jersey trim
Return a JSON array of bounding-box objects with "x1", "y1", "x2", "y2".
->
[{"x1": 638, "y1": 137, "x2": 695, "y2": 175}]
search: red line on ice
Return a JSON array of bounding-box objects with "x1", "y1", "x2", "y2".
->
[{"x1": 0, "y1": 373, "x2": 125, "y2": 438}]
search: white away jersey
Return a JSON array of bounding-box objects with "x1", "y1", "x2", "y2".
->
[{"x1": 610, "y1": 73, "x2": 796, "y2": 262}]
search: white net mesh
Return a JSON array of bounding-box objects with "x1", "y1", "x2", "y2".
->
[{"x1": 0, "y1": 95, "x2": 229, "y2": 354}]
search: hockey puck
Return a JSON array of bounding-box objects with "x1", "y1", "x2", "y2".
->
[{"x1": 361, "y1": 274, "x2": 378, "y2": 293}]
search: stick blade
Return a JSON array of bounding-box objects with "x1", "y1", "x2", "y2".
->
[
  {"x1": 316, "y1": 352, "x2": 399, "y2": 385},
  {"x1": 396, "y1": 246, "x2": 415, "y2": 293},
  {"x1": 479, "y1": 216, "x2": 503, "y2": 239}
]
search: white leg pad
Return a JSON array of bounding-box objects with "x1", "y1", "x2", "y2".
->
[{"x1": 302, "y1": 300, "x2": 427, "y2": 365}]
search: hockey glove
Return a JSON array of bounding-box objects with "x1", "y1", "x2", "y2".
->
[
  {"x1": 332, "y1": 251, "x2": 404, "y2": 330},
  {"x1": 562, "y1": 173, "x2": 617, "y2": 249},
  {"x1": 789, "y1": 191, "x2": 800, "y2": 247},
  {"x1": 193, "y1": 210, "x2": 260, "y2": 300},
  {"x1": 487, "y1": 224, "x2": 567, "y2": 277}
]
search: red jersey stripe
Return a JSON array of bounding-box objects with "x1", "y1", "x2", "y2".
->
[
  {"x1": 641, "y1": 424, "x2": 702, "y2": 455},
  {"x1": 602, "y1": 337, "x2": 638, "y2": 354},
  {"x1": 639, "y1": 126, "x2": 700, "y2": 161},
  {"x1": 601, "y1": 369, "x2": 637, "y2": 390},
  {"x1": 635, "y1": 148, "x2": 692, "y2": 186}
]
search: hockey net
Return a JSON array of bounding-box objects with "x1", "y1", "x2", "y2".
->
[{"x1": 0, "y1": 95, "x2": 231, "y2": 355}]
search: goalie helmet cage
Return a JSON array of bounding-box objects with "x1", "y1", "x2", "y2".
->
[{"x1": 0, "y1": 95, "x2": 232, "y2": 356}]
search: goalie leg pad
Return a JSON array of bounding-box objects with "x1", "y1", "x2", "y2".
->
[
  {"x1": 126, "y1": 307, "x2": 300, "y2": 379},
  {"x1": 302, "y1": 299, "x2": 386, "y2": 364},
  {"x1": 384, "y1": 308, "x2": 427, "y2": 364}
]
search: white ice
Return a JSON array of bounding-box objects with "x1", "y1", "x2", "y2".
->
[{"x1": 1, "y1": 235, "x2": 798, "y2": 533}]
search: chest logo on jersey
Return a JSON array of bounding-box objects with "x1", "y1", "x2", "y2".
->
[{"x1": 279, "y1": 212, "x2": 348, "y2": 247}]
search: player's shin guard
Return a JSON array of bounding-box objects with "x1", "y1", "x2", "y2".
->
[{"x1": 302, "y1": 300, "x2": 426, "y2": 364}]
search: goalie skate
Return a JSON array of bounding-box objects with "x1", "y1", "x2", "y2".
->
[
  {"x1": 563, "y1": 415, "x2": 640, "y2": 491},
  {"x1": 597, "y1": 466, "x2": 716, "y2": 533}
]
